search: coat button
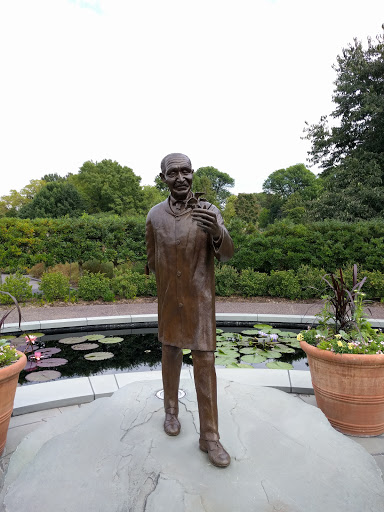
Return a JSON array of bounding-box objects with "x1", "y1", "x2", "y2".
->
[
  {"x1": 177, "y1": 271, "x2": 181, "y2": 277},
  {"x1": 178, "y1": 303, "x2": 183, "y2": 308},
  {"x1": 176, "y1": 239, "x2": 181, "y2": 245}
]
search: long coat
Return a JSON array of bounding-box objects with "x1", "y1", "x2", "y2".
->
[{"x1": 146, "y1": 198, "x2": 234, "y2": 351}]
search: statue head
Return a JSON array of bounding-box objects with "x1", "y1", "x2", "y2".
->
[{"x1": 160, "y1": 153, "x2": 194, "y2": 201}]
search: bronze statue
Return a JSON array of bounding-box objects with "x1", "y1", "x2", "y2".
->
[{"x1": 146, "y1": 153, "x2": 234, "y2": 467}]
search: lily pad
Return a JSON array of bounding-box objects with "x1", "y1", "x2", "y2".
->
[
  {"x1": 257, "y1": 350, "x2": 282, "y2": 359},
  {"x1": 239, "y1": 347, "x2": 258, "y2": 354},
  {"x1": 37, "y1": 347, "x2": 61, "y2": 356},
  {"x1": 252, "y1": 324, "x2": 273, "y2": 330},
  {"x1": 221, "y1": 332, "x2": 238, "y2": 339},
  {"x1": 72, "y1": 343, "x2": 99, "y2": 351},
  {"x1": 216, "y1": 329, "x2": 224, "y2": 334},
  {"x1": 86, "y1": 334, "x2": 106, "y2": 341},
  {"x1": 269, "y1": 329, "x2": 283, "y2": 335},
  {"x1": 241, "y1": 354, "x2": 267, "y2": 364},
  {"x1": 36, "y1": 358, "x2": 68, "y2": 368},
  {"x1": 215, "y1": 356, "x2": 237, "y2": 366},
  {"x1": 182, "y1": 349, "x2": 191, "y2": 355},
  {"x1": 225, "y1": 362, "x2": 253, "y2": 369},
  {"x1": 99, "y1": 337, "x2": 124, "y2": 344},
  {"x1": 283, "y1": 332, "x2": 299, "y2": 338},
  {"x1": 288, "y1": 340, "x2": 302, "y2": 349},
  {"x1": 266, "y1": 361, "x2": 294, "y2": 370},
  {"x1": 215, "y1": 348, "x2": 239, "y2": 357},
  {"x1": 1, "y1": 335, "x2": 18, "y2": 340},
  {"x1": 24, "y1": 361, "x2": 38, "y2": 371},
  {"x1": 59, "y1": 336, "x2": 88, "y2": 345},
  {"x1": 216, "y1": 336, "x2": 227, "y2": 341},
  {"x1": 26, "y1": 332, "x2": 45, "y2": 338},
  {"x1": 275, "y1": 344, "x2": 295, "y2": 353},
  {"x1": 241, "y1": 329, "x2": 261, "y2": 335},
  {"x1": 25, "y1": 370, "x2": 61, "y2": 382},
  {"x1": 84, "y1": 352, "x2": 114, "y2": 361}
]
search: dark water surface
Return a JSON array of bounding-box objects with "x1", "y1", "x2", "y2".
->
[{"x1": 18, "y1": 326, "x2": 308, "y2": 385}]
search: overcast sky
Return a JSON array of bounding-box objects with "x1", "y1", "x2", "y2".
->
[{"x1": 1, "y1": 0, "x2": 383, "y2": 197}]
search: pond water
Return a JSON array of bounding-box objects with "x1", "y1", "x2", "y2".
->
[{"x1": 7, "y1": 325, "x2": 308, "y2": 386}]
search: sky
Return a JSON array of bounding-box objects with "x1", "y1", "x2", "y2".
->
[{"x1": 1, "y1": 0, "x2": 383, "y2": 198}]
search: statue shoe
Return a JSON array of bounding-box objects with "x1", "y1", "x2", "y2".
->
[
  {"x1": 164, "y1": 413, "x2": 181, "y2": 436},
  {"x1": 199, "y1": 439, "x2": 231, "y2": 468}
]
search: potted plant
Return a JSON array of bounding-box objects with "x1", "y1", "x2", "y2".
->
[
  {"x1": 299, "y1": 265, "x2": 384, "y2": 436},
  {"x1": 0, "y1": 291, "x2": 28, "y2": 455}
]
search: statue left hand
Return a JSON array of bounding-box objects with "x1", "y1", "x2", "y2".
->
[{"x1": 192, "y1": 208, "x2": 221, "y2": 239}]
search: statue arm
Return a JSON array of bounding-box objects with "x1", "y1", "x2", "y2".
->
[
  {"x1": 212, "y1": 209, "x2": 234, "y2": 263},
  {"x1": 145, "y1": 215, "x2": 156, "y2": 274}
]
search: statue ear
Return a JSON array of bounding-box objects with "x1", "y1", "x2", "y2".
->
[{"x1": 160, "y1": 172, "x2": 166, "y2": 182}]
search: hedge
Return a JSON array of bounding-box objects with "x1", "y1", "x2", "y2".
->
[{"x1": 2, "y1": 217, "x2": 384, "y2": 277}]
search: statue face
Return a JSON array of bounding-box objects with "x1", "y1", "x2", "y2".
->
[{"x1": 161, "y1": 154, "x2": 194, "y2": 201}]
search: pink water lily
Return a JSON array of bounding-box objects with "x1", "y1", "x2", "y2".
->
[
  {"x1": 25, "y1": 335, "x2": 37, "y2": 344},
  {"x1": 34, "y1": 351, "x2": 42, "y2": 361}
]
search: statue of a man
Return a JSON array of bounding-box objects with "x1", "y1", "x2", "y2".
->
[{"x1": 146, "y1": 153, "x2": 234, "y2": 467}]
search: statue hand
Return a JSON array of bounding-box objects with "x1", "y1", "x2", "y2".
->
[{"x1": 191, "y1": 208, "x2": 221, "y2": 239}]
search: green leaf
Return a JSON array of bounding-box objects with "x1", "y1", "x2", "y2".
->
[
  {"x1": 26, "y1": 332, "x2": 45, "y2": 338},
  {"x1": 241, "y1": 354, "x2": 267, "y2": 364},
  {"x1": 225, "y1": 362, "x2": 253, "y2": 369},
  {"x1": 215, "y1": 356, "x2": 237, "y2": 366},
  {"x1": 84, "y1": 352, "x2": 114, "y2": 361},
  {"x1": 257, "y1": 349, "x2": 282, "y2": 359},
  {"x1": 275, "y1": 344, "x2": 295, "y2": 353},
  {"x1": 252, "y1": 324, "x2": 273, "y2": 330},
  {"x1": 282, "y1": 331, "x2": 299, "y2": 338},
  {"x1": 182, "y1": 349, "x2": 191, "y2": 355},
  {"x1": 239, "y1": 347, "x2": 258, "y2": 354},
  {"x1": 86, "y1": 334, "x2": 106, "y2": 341},
  {"x1": 72, "y1": 343, "x2": 99, "y2": 351},
  {"x1": 266, "y1": 361, "x2": 293, "y2": 370},
  {"x1": 25, "y1": 370, "x2": 61, "y2": 382},
  {"x1": 99, "y1": 336, "x2": 124, "y2": 344},
  {"x1": 216, "y1": 329, "x2": 224, "y2": 334},
  {"x1": 241, "y1": 329, "x2": 261, "y2": 335},
  {"x1": 288, "y1": 340, "x2": 302, "y2": 349},
  {"x1": 59, "y1": 336, "x2": 88, "y2": 345}
]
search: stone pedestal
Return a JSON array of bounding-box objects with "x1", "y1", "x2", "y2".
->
[{"x1": 1, "y1": 379, "x2": 384, "y2": 511}]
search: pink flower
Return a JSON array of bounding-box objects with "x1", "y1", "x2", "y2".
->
[
  {"x1": 25, "y1": 335, "x2": 37, "y2": 344},
  {"x1": 34, "y1": 351, "x2": 42, "y2": 361}
]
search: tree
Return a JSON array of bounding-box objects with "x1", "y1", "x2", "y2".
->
[
  {"x1": 304, "y1": 33, "x2": 384, "y2": 172},
  {"x1": 235, "y1": 193, "x2": 261, "y2": 225},
  {"x1": 18, "y1": 182, "x2": 87, "y2": 219},
  {"x1": 141, "y1": 185, "x2": 168, "y2": 213},
  {"x1": 192, "y1": 166, "x2": 235, "y2": 207},
  {"x1": 0, "y1": 179, "x2": 46, "y2": 217},
  {"x1": 41, "y1": 173, "x2": 66, "y2": 183},
  {"x1": 262, "y1": 164, "x2": 318, "y2": 199},
  {"x1": 303, "y1": 30, "x2": 384, "y2": 220},
  {"x1": 69, "y1": 160, "x2": 143, "y2": 215}
]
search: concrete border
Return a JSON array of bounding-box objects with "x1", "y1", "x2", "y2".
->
[
  {"x1": 13, "y1": 368, "x2": 313, "y2": 416},
  {"x1": 3, "y1": 313, "x2": 384, "y2": 334}
]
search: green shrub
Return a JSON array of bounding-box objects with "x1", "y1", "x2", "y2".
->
[
  {"x1": 239, "y1": 269, "x2": 269, "y2": 297},
  {"x1": 215, "y1": 265, "x2": 239, "y2": 296},
  {"x1": 296, "y1": 265, "x2": 326, "y2": 299},
  {"x1": 268, "y1": 270, "x2": 301, "y2": 300},
  {"x1": 111, "y1": 270, "x2": 137, "y2": 299},
  {"x1": 40, "y1": 272, "x2": 70, "y2": 302},
  {"x1": 0, "y1": 273, "x2": 33, "y2": 304},
  {"x1": 78, "y1": 271, "x2": 114, "y2": 301},
  {"x1": 134, "y1": 273, "x2": 157, "y2": 296},
  {"x1": 363, "y1": 270, "x2": 384, "y2": 300},
  {"x1": 83, "y1": 259, "x2": 114, "y2": 279}
]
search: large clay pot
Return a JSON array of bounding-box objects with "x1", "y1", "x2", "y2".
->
[
  {"x1": 0, "y1": 351, "x2": 27, "y2": 455},
  {"x1": 300, "y1": 340, "x2": 384, "y2": 436}
]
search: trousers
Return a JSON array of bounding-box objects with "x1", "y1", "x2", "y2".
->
[{"x1": 161, "y1": 344, "x2": 220, "y2": 442}]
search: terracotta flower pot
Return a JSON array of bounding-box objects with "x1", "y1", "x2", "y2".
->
[
  {"x1": 0, "y1": 351, "x2": 27, "y2": 455},
  {"x1": 300, "y1": 340, "x2": 384, "y2": 437}
]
